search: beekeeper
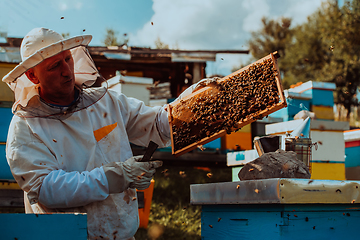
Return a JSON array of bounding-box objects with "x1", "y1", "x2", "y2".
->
[{"x1": 3, "y1": 27, "x2": 171, "y2": 240}]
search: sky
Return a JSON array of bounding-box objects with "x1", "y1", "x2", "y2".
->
[{"x1": 0, "y1": 0, "x2": 330, "y2": 77}]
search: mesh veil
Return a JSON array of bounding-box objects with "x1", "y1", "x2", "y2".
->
[{"x1": 8, "y1": 46, "x2": 108, "y2": 119}]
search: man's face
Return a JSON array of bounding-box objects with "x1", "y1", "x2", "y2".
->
[{"x1": 27, "y1": 50, "x2": 76, "y2": 105}]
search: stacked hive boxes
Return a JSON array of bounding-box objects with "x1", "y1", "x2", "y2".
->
[
  {"x1": 265, "y1": 81, "x2": 349, "y2": 180},
  {"x1": 227, "y1": 119, "x2": 350, "y2": 182},
  {"x1": 291, "y1": 81, "x2": 335, "y2": 120},
  {"x1": 270, "y1": 91, "x2": 312, "y2": 121},
  {"x1": 266, "y1": 119, "x2": 349, "y2": 180},
  {"x1": 298, "y1": 81, "x2": 335, "y2": 120},
  {"x1": 344, "y1": 129, "x2": 360, "y2": 180},
  {"x1": 270, "y1": 81, "x2": 336, "y2": 121}
]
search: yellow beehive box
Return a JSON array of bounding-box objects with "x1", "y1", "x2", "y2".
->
[
  {"x1": 311, "y1": 162, "x2": 345, "y2": 180},
  {"x1": 0, "y1": 63, "x2": 16, "y2": 102},
  {"x1": 221, "y1": 131, "x2": 252, "y2": 151},
  {"x1": 311, "y1": 105, "x2": 334, "y2": 120}
]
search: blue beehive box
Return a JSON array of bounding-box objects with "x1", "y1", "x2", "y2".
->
[
  {"x1": 203, "y1": 138, "x2": 221, "y2": 150},
  {"x1": 0, "y1": 107, "x2": 14, "y2": 180},
  {"x1": 311, "y1": 89, "x2": 334, "y2": 107},
  {"x1": 191, "y1": 179, "x2": 360, "y2": 240},
  {"x1": 287, "y1": 98, "x2": 311, "y2": 119},
  {"x1": 0, "y1": 213, "x2": 87, "y2": 239},
  {"x1": 158, "y1": 138, "x2": 221, "y2": 152},
  {"x1": 269, "y1": 93, "x2": 311, "y2": 121},
  {"x1": 0, "y1": 144, "x2": 13, "y2": 180},
  {"x1": 0, "y1": 107, "x2": 13, "y2": 142},
  {"x1": 289, "y1": 81, "x2": 335, "y2": 108}
]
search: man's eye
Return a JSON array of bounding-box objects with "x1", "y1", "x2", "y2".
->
[
  {"x1": 49, "y1": 62, "x2": 59, "y2": 70},
  {"x1": 49, "y1": 62, "x2": 60, "y2": 70}
]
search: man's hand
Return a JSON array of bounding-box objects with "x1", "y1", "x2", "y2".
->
[{"x1": 103, "y1": 156, "x2": 163, "y2": 193}]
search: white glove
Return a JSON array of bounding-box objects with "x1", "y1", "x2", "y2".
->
[
  {"x1": 193, "y1": 77, "x2": 220, "y2": 92},
  {"x1": 103, "y1": 155, "x2": 163, "y2": 193},
  {"x1": 174, "y1": 77, "x2": 220, "y2": 102}
]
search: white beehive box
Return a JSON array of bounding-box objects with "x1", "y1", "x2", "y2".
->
[
  {"x1": 227, "y1": 149, "x2": 259, "y2": 167},
  {"x1": 104, "y1": 73, "x2": 153, "y2": 106}
]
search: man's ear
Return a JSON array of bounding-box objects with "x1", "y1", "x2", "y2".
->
[{"x1": 25, "y1": 69, "x2": 39, "y2": 84}]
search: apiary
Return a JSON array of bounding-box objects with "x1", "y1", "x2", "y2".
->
[{"x1": 168, "y1": 52, "x2": 287, "y2": 156}]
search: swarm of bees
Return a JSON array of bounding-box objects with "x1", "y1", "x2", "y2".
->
[{"x1": 172, "y1": 57, "x2": 280, "y2": 152}]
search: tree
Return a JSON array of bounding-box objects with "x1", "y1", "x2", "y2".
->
[
  {"x1": 247, "y1": 0, "x2": 360, "y2": 117},
  {"x1": 280, "y1": 15, "x2": 330, "y2": 88},
  {"x1": 283, "y1": 0, "x2": 360, "y2": 117},
  {"x1": 248, "y1": 17, "x2": 293, "y2": 60},
  {"x1": 103, "y1": 28, "x2": 129, "y2": 46},
  {"x1": 247, "y1": 17, "x2": 293, "y2": 87},
  {"x1": 154, "y1": 37, "x2": 169, "y2": 49},
  {"x1": 318, "y1": 0, "x2": 360, "y2": 118}
]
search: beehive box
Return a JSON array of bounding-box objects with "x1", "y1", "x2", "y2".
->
[
  {"x1": 168, "y1": 52, "x2": 287, "y2": 156},
  {"x1": 191, "y1": 179, "x2": 360, "y2": 240}
]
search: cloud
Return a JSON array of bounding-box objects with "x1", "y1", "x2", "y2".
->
[
  {"x1": 284, "y1": 0, "x2": 325, "y2": 26},
  {"x1": 130, "y1": 0, "x2": 327, "y2": 76},
  {"x1": 59, "y1": 3, "x2": 68, "y2": 11},
  {"x1": 131, "y1": 0, "x2": 249, "y2": 50},
  {"x1": 242, "y1": 0, "x2": 270, "y2": 32},
  {"x1": 57, "y1": 1, "x2": 83, "y2": 11}
]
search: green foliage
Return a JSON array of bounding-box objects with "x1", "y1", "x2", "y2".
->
[
  {"x1": 135, "y1": 166, "x2": 232, "y2": 239},
  {"x1": 135, "y1": 203, "x2": 202, "y2": 240},
  {"x1": 103, "y1": 28, "x2": 129, "y2": 46},
  {"x1": 280, "y1": 16, "x2": 330, "y2": 88},
  {"x1": 247, "y1": 0, "x2": 360, "y2": 116},
  {"x1": 246, "y1": 17, "x2": 293, "y2": 88},
  {"x1": 249, "y1": 17, "x2": 293, "y2": 61}
]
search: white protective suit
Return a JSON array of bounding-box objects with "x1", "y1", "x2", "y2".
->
[{"x1": 6, "y1": 86, "x2": 171, "y2": 239}]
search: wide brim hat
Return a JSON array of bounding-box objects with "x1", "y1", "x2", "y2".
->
[{"x1": 2, "y1": 27, "x2": 92, "y2": 83}]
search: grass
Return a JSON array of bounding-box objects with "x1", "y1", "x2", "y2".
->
[{"x1": 135, "y1": 165, "x2": 231, "y2": 240}]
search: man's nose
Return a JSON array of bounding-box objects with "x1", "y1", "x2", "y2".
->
[{"x1": 61, "y1": 60, "x2": 73, "y2": 77}]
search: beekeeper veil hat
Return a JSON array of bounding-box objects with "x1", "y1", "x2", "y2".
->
[{"x1": 2, "y1": 27, "x2": 101, "y2": 112}]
